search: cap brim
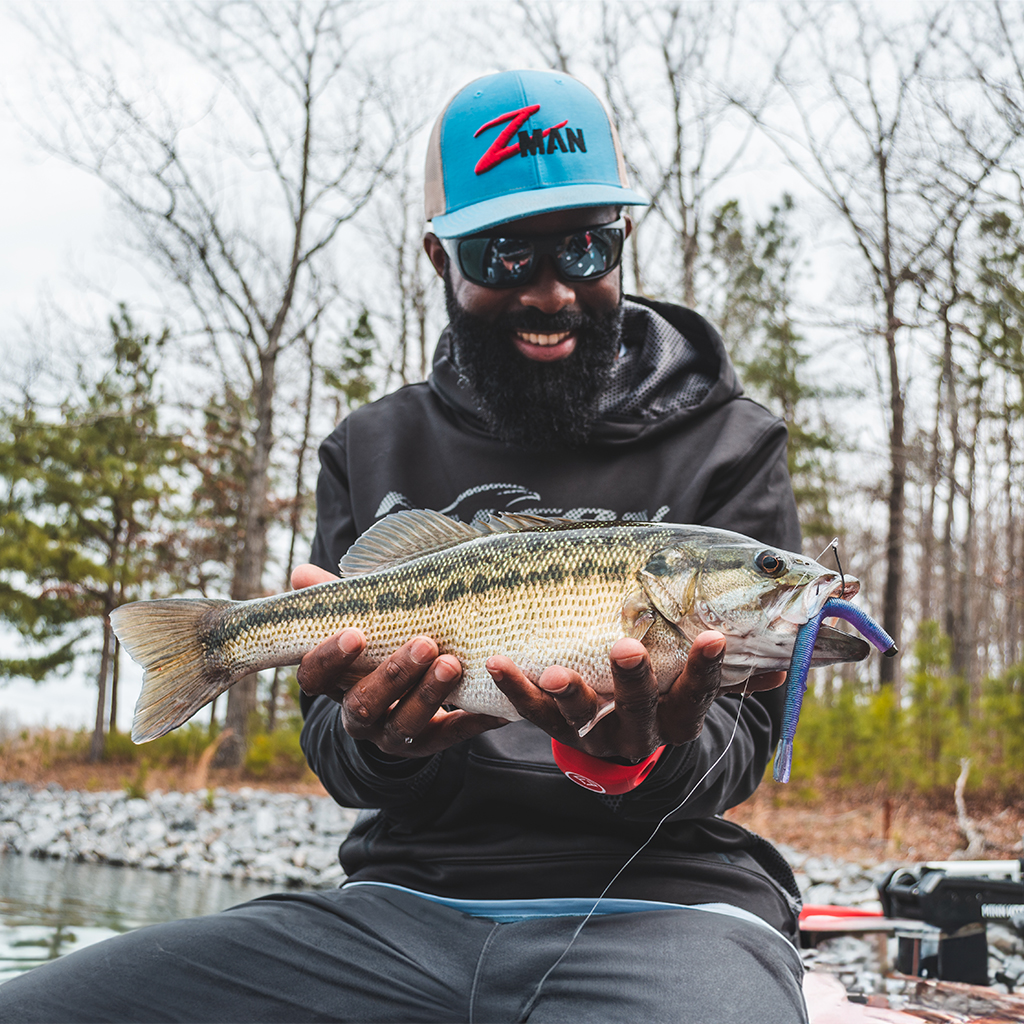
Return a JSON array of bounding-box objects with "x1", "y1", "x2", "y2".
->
[{"x1": 430, "y1": 184, "x2": 648, "y2": 238}]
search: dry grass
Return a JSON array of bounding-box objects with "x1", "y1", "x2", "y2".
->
[
  {"x1": 0, "y1": 728, "x2": 328, "y2": 796},
  {"x1": 725, "y1": 783, "x2": 1024, "y2": 863}
]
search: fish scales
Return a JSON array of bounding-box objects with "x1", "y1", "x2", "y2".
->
[
  {"x1": 206, "y1": 525, "x2": 666, "y2": 721},
  {"x1": 111, "y1": 512, "x2": 872, "y2": 743}
]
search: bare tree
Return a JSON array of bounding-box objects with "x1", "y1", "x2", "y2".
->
[
  {"x1": 592, "y1": 2, "x2": 778, "y2": 304},
  {"x1": 267, "y1": 326, "x2": 318, "y2": 733},
  {"x1": 366, "y1": 151, "x2": 441, "y2": 389},
  {"x1": 746, "y1": 2, "x2": 1006, "y2": 686},
  {"x1": 18, "y1": 1, "x2": 401, "y2": 761},
  {"x1": 513, "y1": 0, "x2": 575, "y2": 74}
]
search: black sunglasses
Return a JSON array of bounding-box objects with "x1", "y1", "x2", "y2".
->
[{"x1": 440, "y1": 219, "x2": 626, "y2": 289}]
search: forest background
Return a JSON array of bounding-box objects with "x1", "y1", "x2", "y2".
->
[{"x1": 1, "y1": 0, "x2": 1022, "y2": 798}]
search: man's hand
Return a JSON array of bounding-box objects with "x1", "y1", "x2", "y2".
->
[
  {"x1": 292, "y1": 563, "x2": 508, "y2": 758},
  {"x1": 486, "y1": 632, "x2": 786, "y2": 762}
]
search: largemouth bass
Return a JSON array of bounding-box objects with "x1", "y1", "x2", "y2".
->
[{"x1": 112, "y1": 510, "x2": 868, "y2": 743}]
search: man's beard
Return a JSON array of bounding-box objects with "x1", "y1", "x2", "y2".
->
[{"x1": 444, "y1": 272, "x2": 624, "y2": 450}]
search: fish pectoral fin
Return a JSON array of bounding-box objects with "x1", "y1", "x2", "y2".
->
[
  {"x1": 621, "y1": 589, "x2": 656, "y2": 640},
  {"x1": 577, "y1": 700, "x2": 616, "y2": 738},
  {"x1": 629, "y1": 611, "x2": 655, "y2": 641}
]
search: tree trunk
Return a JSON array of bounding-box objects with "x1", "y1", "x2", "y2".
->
[
  {"x1": 630, "y1": 223, "x2": 645, "y2": 297},
  {"x1": 89, "y1": 617, "x2": 113, "y2": 762},
  {"x1": 1004, "y1": 389, "x2": 1019, "y2": 672},
  {"x1": 880, "y1": 303, "x2": 906, "y2": 689},
  {"x1": 954, "y1": 387, "x2": 980, "y2": 703},
  {"x1": 109, "y1": 635, "x2": 120, "y2": 733},
  {"x1": 941, "y1": 357, "x2": 962, "y2": 657},
  {"x1": 215, "y1": 350, "x2": 277, "y2": 767},
  {"x1": 920, "y1": 294, "x2": 957, "y2": 624},
  {"x1": 268, "y1": 333, "x2": 316, "y2": 732}
]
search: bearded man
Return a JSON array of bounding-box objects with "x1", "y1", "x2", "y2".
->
[{"x1": 0, "y1": 70, "x2": 809, "y2": 1024}]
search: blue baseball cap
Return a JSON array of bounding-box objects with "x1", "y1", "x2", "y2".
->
[{"x1": 425, "y1": 70, "x2": 648, "y2": 238}]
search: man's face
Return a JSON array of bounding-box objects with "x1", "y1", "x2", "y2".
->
[{"x1": 424, "y1": 206, "x2": 631, "y2": 449}]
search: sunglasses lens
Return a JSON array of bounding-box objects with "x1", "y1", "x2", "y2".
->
[
  {"x1": 485, "y1": 238, "x2": 535, "y2": 284},
  {"x1": 455, "y1": 237, "x2": 531, "y2": 286},
  {"x1": 557, "y1": 228, "x2": 622, "y2": 280},
  {"x1": 455, "y1": 225, "x2": 623, "y2": 287}
]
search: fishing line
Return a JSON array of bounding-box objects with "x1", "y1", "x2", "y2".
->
[
  {"x1": 512, "y1": 680, "x2": 755, "y2": 1023},
  {"x1": 815, "y1": 537, "x2": 839, "y2": 563}
]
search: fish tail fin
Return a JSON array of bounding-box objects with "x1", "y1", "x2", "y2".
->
[{"x1": 110, "y1": 598, "x2": 235, "y2": 743}]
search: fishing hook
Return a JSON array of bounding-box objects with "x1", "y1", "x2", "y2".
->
[{"x1": 815, "y1": 537, "x2": 846, "y2": 597}]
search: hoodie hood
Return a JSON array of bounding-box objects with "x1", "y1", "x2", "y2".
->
[{"x1": 428, "y1": 295, "x2": 743, "y2": 445}]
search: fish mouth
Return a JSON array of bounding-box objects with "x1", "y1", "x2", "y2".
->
[
  {"x1": 717, "y1": 574, "x2": 869, "y2": 681},
  {"x1": 776, "y1": 575, "x2": 868, "y2": 665},
  {"x1": 778, "y1": 573, "x2": 859, "y2": 625}
]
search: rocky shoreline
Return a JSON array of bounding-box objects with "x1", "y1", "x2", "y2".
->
[
  {"x1": 0, "y1": 781, "x2": 358, "y2": 888},
  {"x1": 3, "y1": 781, "x2": 1023, "y2": 1003}
]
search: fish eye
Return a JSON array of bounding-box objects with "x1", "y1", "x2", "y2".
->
[{"x1": 755, "y1": 551, "x2": 786, "y2": 577}]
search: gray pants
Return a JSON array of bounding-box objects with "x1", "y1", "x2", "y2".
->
[{"x1": 0, "y1": 885, "x2": 808, "y2": 1023}]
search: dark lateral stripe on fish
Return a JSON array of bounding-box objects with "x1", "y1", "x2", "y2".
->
[{"x1": 200, "y1": 545, "x2": 641, "y2": 653}]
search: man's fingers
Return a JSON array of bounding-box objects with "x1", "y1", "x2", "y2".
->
[
  {"x1": 291, "y1": 563, "x2": 339, "y2": 589},
  {"x1": 606, "y1": 638, "x2": 661, "y2": 758},
  {"x1": 486, "y1": 656, "x2": 576, "y2": 741},
  {"x1": 659, "y1": 630, "x2": 726, "y2": 744},
  {"x1": 680, "y1": 631, "x2": 726, "y2": 708},
  {"x1": 297, "y1": 629, "x2": 365, "y2": 697},
  {"x1": 608, "y1": 638, "x2": 659, "y2": 711},
  {"x1": 536, "y1": 666, "x2": 601, "y2": 732},
  {"x1": 341, "y1": 636, "x2": 438, "y2": 738},
  {"x1": 378, "y1": 655, "x2": 464, "y2": 752},
  {"x1": 407, "y1": 710, "x2": 509, "y2": 755}
]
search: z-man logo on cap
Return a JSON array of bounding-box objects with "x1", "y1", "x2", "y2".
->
[{"x1": 474, "y1": 104, "x2": 586, "y2": 175}]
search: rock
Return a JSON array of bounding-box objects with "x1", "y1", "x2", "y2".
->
[
  {"x1": 1000, "y1": 954, "x2": 1024, "y2": 984},
  {"x1": 313, "y1": 800, "x2": 349, "y2": 834},
  {"x1": 804, "y1": 882, "x2": 839, "y2": 905},
  {"x1": 23, "y1": 824, "x2": 59, "y2": 855},
  {"x1": 253, "y1": 807, "x2": 277, "y2": 838}
]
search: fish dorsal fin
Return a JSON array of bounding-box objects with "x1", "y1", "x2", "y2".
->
[
  {"x1": 479, "y1": 512, "x2": 576, "y2": 533},
  {"x1": 339, "y1": 510, "x2": 582, "y2": 576},
  {"x1": 340, "y1": 509, "x2": 483, "y2": 576}
]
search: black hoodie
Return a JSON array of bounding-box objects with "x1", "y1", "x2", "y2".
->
[{"x1": 301, "y1": 297, "x2": 804, "y2": 939}]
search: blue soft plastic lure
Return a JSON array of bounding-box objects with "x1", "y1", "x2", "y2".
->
[{"x1": 772, "y1": 598, "x2": 897, "y2": 783}]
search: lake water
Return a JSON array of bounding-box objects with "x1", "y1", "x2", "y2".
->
[{"x1": 0, "y1": 853, "x2": 279, "y2": 983}]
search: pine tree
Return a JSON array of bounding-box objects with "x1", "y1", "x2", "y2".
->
[
  {"x1": 705, "y1": 196, "x2": 840, "y2": 546},
  {"x1": 0, "y1": 309, "x2": 185, "y2": 758}
]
